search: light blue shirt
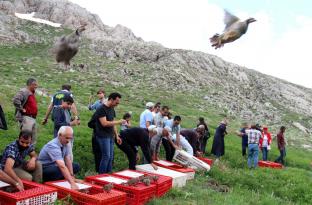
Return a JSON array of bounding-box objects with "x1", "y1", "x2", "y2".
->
[
  {"x1": 164, "y1": 119, "x2": 181, "y2": 134},
  {"x1": 139, "y1": 109, "x2": 153, "y2": 128},
  {"x1": 38, "y1": 138, "x2": 70, "y2": 167},
  {"x1": 88, "y1": 100, "x2": 103, "y2": 111}
]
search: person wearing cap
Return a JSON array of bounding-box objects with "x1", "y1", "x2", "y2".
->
[
  {"x1": 116, "y1": 127, "x2": 158, "y2": 170},
  {"x1": 0, "y1": 130, "x2": 42, "y2": 190},
  {"x1": 88, "y1": 88, "x2": 107, "y2": 111},
  {"x1": 211, "y1": 120, "x2": 228, "y2": 160},
  {"x1": 139, "y1": 102, "x2": 154, "y2": 129},
  {"x1": 245, "y1": 124, "x2": 262, "y2": 168},
  {"x1": 259, "y1": 126, "x2": 272, "y2": 161}
]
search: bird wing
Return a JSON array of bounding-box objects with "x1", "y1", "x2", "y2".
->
[{"x1": 223, "y1": 9, "x2": 240, "y2": 31}]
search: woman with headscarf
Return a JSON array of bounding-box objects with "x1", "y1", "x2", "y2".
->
[{"x1": 211, "y1": 120, "x2": 228, "y2": 160}]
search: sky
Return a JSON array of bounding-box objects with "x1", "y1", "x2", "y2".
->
[{"x1": 70, "y1": 0, "x2": 312, "y2": 88}]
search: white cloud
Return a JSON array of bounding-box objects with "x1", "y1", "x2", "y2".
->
[{"x1": 70, "y1": 0, "x2": 312, "y2": 88}]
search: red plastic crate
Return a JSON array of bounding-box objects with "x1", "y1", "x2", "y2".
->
[
  {"x1": 0, "y1": 180, "x2": 57, "y2": 205},
  {"x1": 85, "y1": 174, "x2": 156, "y2": 205},
  {"x1": 45, "y1": 180, "x2": 126, "y2": 205},
  {"x1": 258, "y1": 160, "x2": 283, "y2": 169},
  {"x1": 112, "y1": 169, "x2": 172, "y2": 197},
  {"x1": 153, "y1": 160, "x2": 195, "y2": 174},
  {"x1": 196, "y1": 157, "x2": 214, "y2": 166}
]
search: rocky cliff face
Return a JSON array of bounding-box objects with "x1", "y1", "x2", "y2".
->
[
  {"x1": 0, "y1": 0, "x2": 142, "y2": 42},
  {"x1": 1, "y1": 0, "x2": 312, "y2": 147}
]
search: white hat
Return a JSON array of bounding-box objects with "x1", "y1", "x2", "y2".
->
[
  {"x1": 148, "y1": 125, "x2": 157, "y2": 132},
  {"x1": 146, "y1": 102, "x2": 154, "y2": 108}
]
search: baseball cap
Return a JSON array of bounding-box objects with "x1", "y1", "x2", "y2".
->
[{"x1": 146, "y1": 102, "x2": 154, "y2": 108}]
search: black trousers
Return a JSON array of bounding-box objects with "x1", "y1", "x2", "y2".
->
[
  {"x1": 116, "y1": 138, "x2": 138, "y2": 170},
  {"x1": 162, "y1": 138, "x2": 175, "y2": 161},
  {"x1": 92, "y1": 133, "x2": 101, "y2": 172}
]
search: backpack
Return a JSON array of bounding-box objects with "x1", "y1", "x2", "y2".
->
[{"x1": 88, "y1": 112, "x2": 97, "y2": 129}]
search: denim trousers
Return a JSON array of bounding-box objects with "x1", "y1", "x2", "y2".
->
[
  {"x1": 42, "y1": 163, "x2": 80, "y2": 182},
  {"x1": 96, "y1": 136, "x2": 114, "y2": 173},
  {"x1": 247, "y1": 144, "x2": 259, "y2": 168},
  {"x1": 262, "y1": 147, "x2": 268, "y2": 161},
  {"x1": 275, "y1": 148, "x2": 286, "y2": 165}
]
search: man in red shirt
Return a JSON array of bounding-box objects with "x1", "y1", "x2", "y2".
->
[
  {"x1": 13, "y1": 78, "x2": 38, "y2": 144},
  {"x1": 275, "y1": 126, "x2": 286, "y2": 165}
]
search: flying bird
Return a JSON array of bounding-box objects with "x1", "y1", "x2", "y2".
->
[
  {"x1": 210, "y1": 10, "x2": 256, "y2": 49},
  {"x1": 54, "y1": 23, "x2": 87, "y2": 68}
]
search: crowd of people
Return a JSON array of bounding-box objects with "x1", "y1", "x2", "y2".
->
[{"x1": 0, "y1": 77, "x2": 289, "y2": 191}]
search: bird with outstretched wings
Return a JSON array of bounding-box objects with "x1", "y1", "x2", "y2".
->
[{"x1": 210, "y1": 10, "x2": 256, "y2": 49}]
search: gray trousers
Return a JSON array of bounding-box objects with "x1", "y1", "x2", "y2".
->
[
  {"x1": 14, "y1": 161, "x2": 42, "y2": 183},
  {"x1": 20, "y1": 116, "x2": 37, "y2": 144}
]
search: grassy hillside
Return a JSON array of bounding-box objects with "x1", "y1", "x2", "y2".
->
[{"x1": 0, "y1": 26, "x2": 312, "y2": 205}]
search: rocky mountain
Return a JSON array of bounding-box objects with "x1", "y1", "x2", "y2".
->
[{"x1": 1, "y1": 0, "x2": 312, "y2": 148}]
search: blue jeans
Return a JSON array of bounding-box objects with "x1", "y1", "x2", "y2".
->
[
  {"x1": 42, "y1": 163, "x2": 80, "y2": 182},
  {"x1": 247, "y1": 144, "x2": 259, "y2": 168},
  {"x1": 97, "y1": 136, "x2": 114, "y2": 173},
  {"x1": 275, "y1": 148, "x2": 286, "y2": 165},
  {"x1": 262, "y1": 147, "x2": 268, "y2": 161}
]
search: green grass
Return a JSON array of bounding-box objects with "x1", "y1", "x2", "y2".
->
[{"x1": 0, "y1": 29, "x2": 312, "y2": 205}]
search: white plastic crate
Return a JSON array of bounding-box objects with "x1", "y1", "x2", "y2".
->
[
  {"x1": 113, "y1": 170, "x2": 144, "y2": 178},
  {"x1": 97, "y1": 176, "x2": 128, "y2": 184},
  {"x1": 52, "y1": 181, "x2": 92, "y2": 190},
  {"x1": 173, "y1": 150, "x2": 211, "y2": 171},
  {"x1": 154, "y1": 160, "x2": 195, "y2": 180},
  {"x1": 15, "y1": 192, "x2": 57, "y2": 205},
  {"x1": 135, "y1": 164, "x2": 188, "y2": 187}
]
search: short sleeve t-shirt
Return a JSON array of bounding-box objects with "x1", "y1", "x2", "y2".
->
[
  {"x1": 95, "y1": 104, "x2": 116, "y2": 138},
  {"x1": 154, "y1": 113, "x2": 166, "y2": 128},
  {"x1": 0, "y1": 140, "x2": 34, "y2": 169},
  {"x1": 38, "y1": 138, "x2": 69, "y2": 167},
  {"x1": 52, "y1": 90, "x2": 74, "y2": 106},
  {"x1": 139, "y1": 109, "x2": 153, "y2": 128}
]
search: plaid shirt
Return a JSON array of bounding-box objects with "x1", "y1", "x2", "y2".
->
[
  {"x1": 246, "y1": 129, "x2": 262, "y2": 144},
  {"x1": 0, "y1": 140, "x2": 34, "y2": 170}
]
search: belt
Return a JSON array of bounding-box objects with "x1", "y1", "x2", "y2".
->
[{"x1": 248, "y1": 143, "x2": 258, "y2": 145}]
